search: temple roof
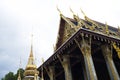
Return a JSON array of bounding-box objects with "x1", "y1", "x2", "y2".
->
[
  {"x1": 38, "y1": 12, "x2": 120, "y2": 76},
  {"x1": 55, "y1": 13, "x2": 119, "y2": 50}
]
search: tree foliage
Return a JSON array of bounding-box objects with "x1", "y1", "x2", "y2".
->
[{"x1": 2, "y1": 68, "x2": 24, "y2": 80}]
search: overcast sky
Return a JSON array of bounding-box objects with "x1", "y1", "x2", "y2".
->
[{"x1": 0, "y1": 0, "x2": 120, "y2": 79}]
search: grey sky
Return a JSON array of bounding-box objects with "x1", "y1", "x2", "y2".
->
[{"x1": 0, "y1": 0, "x2": 120, "y2": 79}]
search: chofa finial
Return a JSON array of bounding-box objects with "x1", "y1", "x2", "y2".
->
[
  {"x1": 80, "y1": 8, "x2": 86, "y2": 17},
  {"x1": 118, "y1": 26, "x2": 120, "y2": 33},
  {"x1": 56, "y1": 5, "x2": 62, "y2": 16},
  {"x1": 70, "y1": 7, "x2": 75, "y2": 15},
  {"x1": 105, "y1": 22, "x2": 109, "y2": 35}
]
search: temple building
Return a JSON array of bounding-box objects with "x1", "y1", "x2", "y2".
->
[
  {"x1": 23, "y1": 37, "x2": 39, "y2": 80},
  {"x1": 38, "y1": 9, "x2": 120, "y2": 80}
]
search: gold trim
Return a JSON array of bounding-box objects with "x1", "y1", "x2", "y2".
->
[
  {"x1": 112, "y1": 43, "x2": 120, "y2": 59},
  {"x1": 57, "y1": 6, "x2": 62, "y2": 16},
  {"x1": 105, "y1": 22, "x2": 109, "y2": 35}
]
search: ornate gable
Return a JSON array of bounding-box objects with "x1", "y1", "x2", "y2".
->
[
  {"x1": 55, "y1": 17, "x2": 78, "y2": 50},
  {"x1": 55, "y1": 9, "x2": 120, "y2": 51}
]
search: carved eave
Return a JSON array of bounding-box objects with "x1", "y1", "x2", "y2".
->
[{"x1": 38, "y1": 28, "x2": 120, "y2": 74}]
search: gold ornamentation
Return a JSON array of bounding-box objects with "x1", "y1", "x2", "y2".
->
[
  {"x1": 57, "y1": 6, "x2": 62, "y2": 16},
  {"x1": 118, "y1": 26, "x2": 120, "y2": 33},
  {"x1": 112, "y1": 43, "x2": 120, "y2": 59},
  {"x1": 24, "y1": 35, "x2": 39, "y2": 80},
  {"x1": 80, "y1": 8, "x2": 86, "y2": 18},
  {"x1": 70, "y1": 7, "x2": 75, "y2": 16},
  {"x1": 105, "y1": 22, "x2": 109, "y2": 35}
]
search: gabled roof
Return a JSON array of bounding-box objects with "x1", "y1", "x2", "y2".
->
[
  {"x1": 38, "y1": 13, "x2": 120, "y2": 75},
  {"x1": 55, "y1": 13, "x2": 120, "y2": 50}
]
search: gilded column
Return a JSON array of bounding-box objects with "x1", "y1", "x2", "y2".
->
[
  {"x1": 101, "y1": 45, "x2": 119, "y2": 80},
  {"x1": 58, "y1": 55, "x2": 73, "y2": 80},
  {"x1": 81, "y1": 62, "x2": 88, "y2": 80},
  {"x1": 46, "y1": 66, "x2": 55, "y2": 80},
  {"x1": 63, "y1": 55, "x2": 72, "y2": 80},
  {"x1": 75, "y1": 38, "x2": 98, "y2": 80}
]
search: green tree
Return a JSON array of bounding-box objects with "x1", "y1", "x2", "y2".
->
[
  {"x1": 15, "y1": 68, "x2": 24, "y2": 80},
  {"x1": 1, "y1": 78, "x2": 4, "y2": 80},
  {"x1": 2, "y1": 68, "x2": 24, "y2": 80},
  {"x1": 4, "y1": 72, "x2": 15, "y2": 80}
]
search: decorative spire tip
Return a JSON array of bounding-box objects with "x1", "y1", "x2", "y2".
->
[
  {"x1": 70, "y1": 7, "x2": 75, "y2": 15},
  {"x1": 80, "y1": 8, "x2": 86, "y2": 17},
  {"x1": 56, "y1": 6, "x2": 62, "y2": 16}
]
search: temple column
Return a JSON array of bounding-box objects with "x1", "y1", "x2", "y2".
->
[
  {"x1": 75, "y1": 38, "x2": 98, "y2": 80},
  {"x1": 45, "y1": 66, "x2": 55, "y2": 80},
  {"x1": 81, "y1": 61, "x2": 88, "y2": 80},
  {"x1": 58, "y1": 55, "x2": 73, "y2": 80},
  {"x1": 101, "y1": 45, "x2": 119, "y2": 80}
]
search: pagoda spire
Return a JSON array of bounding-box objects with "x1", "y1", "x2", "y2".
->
[
  {"x1": 24, "y1": 34, "x2": 38, "y2": 77},
  {"x1": 29, "y1": 34, "x2": 33, "y2": 58},
  {"x1": 26, "y1": 34, "x2": 35, "y2": 66}
]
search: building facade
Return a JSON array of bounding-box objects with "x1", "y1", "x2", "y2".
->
[{"x1": 38, "y1": 10, "x2": 120, "y2": 80}]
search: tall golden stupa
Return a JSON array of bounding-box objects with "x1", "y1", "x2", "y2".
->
[{"x1": 23, "y1": 35, "x2": 39, "y2": 80}]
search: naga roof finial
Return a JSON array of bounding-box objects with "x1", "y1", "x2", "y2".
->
[
  {"x1": 118, "y1": 26, "x2": 120, "y2": 33},
  {"x1": 70, "y1": 7, "x2": 80, "y2": 22},
  {"x1": 57, "y1": 6, "x2": 62, "y2": 16},
  {"x1": 105, "y1": 22, "x2": 109, "y2": 35},
  {"x1": 80, "y1": 8, "x2": 86, "y2": 18},
  {"x1": 70, "y1": 7, "x2": 75, "y2": 16}
]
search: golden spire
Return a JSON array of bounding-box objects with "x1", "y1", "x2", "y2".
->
[
  {"x1": 105, "y1": 22, "x2": 109, "y2": 35},
  {"x1": 30, "y1": 34, "x2": 33, "y2": 57},
  {"x1": 24, "y1": 34, "x2": 38, "y2": 76}
]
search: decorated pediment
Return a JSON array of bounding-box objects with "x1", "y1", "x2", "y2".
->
[{"x1": 55, "y1": 8, "x2": 120, "y2": 51}]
